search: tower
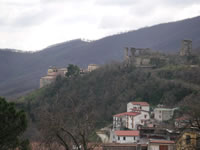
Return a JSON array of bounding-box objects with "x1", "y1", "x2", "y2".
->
[
  {"x1": 180, "y1": 40, "x2": 192, "y2": 56},
  {"x1": 124, "y1": 47, "x2": 129, "y2": 61}
]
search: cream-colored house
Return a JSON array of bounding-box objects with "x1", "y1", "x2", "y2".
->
[
  {"x1": 112, "y1": 130, "x2": 140, "y2": 144},
  {"x1": 87, "y1": 64, "x2": 99, "y2": 72}
]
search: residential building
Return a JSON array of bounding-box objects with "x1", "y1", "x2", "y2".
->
[
  {"x1": 176, "y1": 129, "x2": 200, "y2": 150},
  {"x1": 101, "y1": 143, "x2": 148, "y2": 150},
  {"x1": 148, "y1": 139, "x2": 175, "y2": 150},
  {"x1": 174, "y1": 116, "x2": 190, "y2": 128},
  {"x1": 87, "y1": 64, "x2": 99, "y2": 72},
  {"x1": 112, "y1": 130, "x2": 140, "y2": 144},
  {"x1": 154, "y1": 107, "x2": 177, "y2": 122},
  {"x1": 113, "y1": 102, "x2": 150, "y2": 130},
  {"x1": 113, "y1": 112, "x2": 141, "y2": 130},
  {"x1": 127, "y1": 102, "x2": 150, "y2": 112}
]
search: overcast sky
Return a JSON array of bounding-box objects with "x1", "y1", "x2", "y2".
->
[{"x1": 0, "y1": 0, "x2": 200, "y2": 51}]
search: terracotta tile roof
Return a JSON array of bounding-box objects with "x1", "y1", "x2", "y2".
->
[
  {"x1": 115, "y1": 130, "x2": 140, "y2": 136},
  {"x1": 150, "y1": 140, "x2": 175, "y2": 144},
  {"x1": 131, "y1": 102, "x2": 149, "y2": 106},
  {"x1": 113, "y1": 112, "x2": 140, "y2": 117}
]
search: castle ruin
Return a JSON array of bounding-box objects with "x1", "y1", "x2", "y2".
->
[
  {"x1": 179, "y1": 40, "x2": 192, "y2": 56},
  {"x1": 124, "y1": 47, "x2": 151, "y2": 66}
]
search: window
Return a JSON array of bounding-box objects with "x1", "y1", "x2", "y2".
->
[
  {"x1": 186, "y1": 135, "x2": 191, "y2": 144},
  {"x1": 123, "y1": 136, "x2": 126, "y2": 140},
  {"x1": 144, "y1": 115, "x2": 147, "y2": 118},
  {"x1": 140, "y1": 106, "x2": 142, "y2": 109},
  {"x1": 133, "y1": 136, "x2": 135, "y2": 140},
  {"x1": 118, "y1": 136, "x2": 120, "y2": 140},
  {"x1": 141, "y1": 120, "x2": 143, "y2": 123},
  {"x1": 159, "y1": 115, "x2": 161, "y2": 118}
]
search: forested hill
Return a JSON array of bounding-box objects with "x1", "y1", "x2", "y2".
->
[
  {"x1": 1, "y1": 16, "x2": 200, "y2": 98},
  {"x1": 19, "y1": 57, "x2": 200, "y2": 132}
]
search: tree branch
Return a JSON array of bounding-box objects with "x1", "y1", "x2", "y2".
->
[
  {"x1": 56, "y1": 133, "x2": 70, "y2": 150},
  {"x1": 61, "y1": 128, "x2": 81, "y2": 150}
]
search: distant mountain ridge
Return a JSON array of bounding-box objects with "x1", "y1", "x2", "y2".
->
[{"x1": 1, "y1": 16, "x2": 200, "y2": 98}]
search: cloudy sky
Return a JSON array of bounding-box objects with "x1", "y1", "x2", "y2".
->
[{"x1": 0, "y1": 0, "x2": 200, "y2": 51}]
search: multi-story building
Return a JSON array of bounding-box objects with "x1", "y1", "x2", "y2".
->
[
  {"x1": 113, "y1": 112, "x2": 141, "y2": 130},
  {"x1": 113, "y1": 102, "x2": 150, "y2": 131},
  {"x1": 154, "y1": 107, "x2": 177, "y2": 122},
  {"x1": 127, "y1": 102, "x2": 150, "y2": 112}
]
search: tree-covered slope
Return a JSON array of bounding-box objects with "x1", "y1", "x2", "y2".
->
[{"x1": 19, "y1": 62, "x2": 200, "y2": 126}]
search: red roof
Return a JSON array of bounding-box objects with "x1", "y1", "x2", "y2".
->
[
  {"x1": 115, "y1": 130, "x2": 139, "y2": 136},
  {"x1": 131, "y1": 102, "x2": 149, "y2": 106},
  {"x1": 150, "y1": 140, "x2": 175, "y2": 144},
  {"x1": 113, "y1": 112, "x2": 140, "y2": 117}
]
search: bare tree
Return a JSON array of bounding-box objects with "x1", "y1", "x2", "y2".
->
[
  {"x1": 181, "y1": 92, "x2": 200, "y2": 129},
  {"x1": 36, "y1": 96, "x2": 100, "y2": 150}
]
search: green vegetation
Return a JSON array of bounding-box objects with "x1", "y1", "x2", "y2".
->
[
  {"x1": 20, "y1": 61, "x2": 200, "y2": 122},
  {"x1": 0, "y1": 97, "x2": 30, "y2": 150},
  {"x1": 66, "y1": 64, "x2": 80, "y2": 77}
]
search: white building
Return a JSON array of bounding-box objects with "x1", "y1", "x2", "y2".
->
[
  {"x1": 127, "y1": 101, "x2": 150, "y2": 112},
  {"x1": 154, "y1": 108, "x2": 176, "y2": 122},
  {"x1": 113, "y1": 101, "x2": 150, "y2": 130},
  {"x1": 113, "y1": 112, "x2": 140, "y2": 130},
  {"x1": 112, "y1": 130, "x2": 140, "y2": 143},
  {"x1": 113, "y1": 111, "x2": 149, "y2": 130}
]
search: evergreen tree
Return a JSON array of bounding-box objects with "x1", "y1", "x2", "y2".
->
[
  {"x1": 0, "y1": 97, "x2": 30, "y2": 150},
  {"x1": 66, "y1": 64, "x2": 80, "y2": 77}
]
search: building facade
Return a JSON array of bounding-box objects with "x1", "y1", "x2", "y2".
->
[
  {"x1": 127, "y1": 102, "x2": 150, "y2": 112},
  {"x1": 154, "y1": 108, "x2": 175, "y2": 122},
  {"x1": 87, "y1": 64, "x2": 99, "y2": 72},
  {"x1": 176, "y1": 130, "x2": 200, "y2": 150},
  {"x1": 40, "y1": 67, "x2": 68, "y2": 88},
  {"x1": 112, "y1": 130, "x2": 140, "y2": 144},
  {"x1": 148, "y1": 139, "x2": 175, "y2": 150}
]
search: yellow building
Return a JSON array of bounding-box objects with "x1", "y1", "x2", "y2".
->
[
  {"x1": 176, "y1": 130, "x2": 200, "y2": 150},
  {"x1": 87, "y1": 64, "x2": 99, "y2": 72}
]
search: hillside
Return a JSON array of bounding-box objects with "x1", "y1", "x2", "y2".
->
[
  {"x1": 1, "y1": 16, "x2": 200, "y2": 98},
  {"x1": 18, "y1": 58, "x2": 200, "y2": 140}
]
